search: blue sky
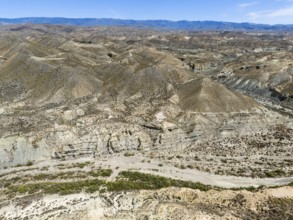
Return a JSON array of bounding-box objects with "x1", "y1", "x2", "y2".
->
[{"x1": 1, "y1": 0, "x2": 293, "y2": 24}]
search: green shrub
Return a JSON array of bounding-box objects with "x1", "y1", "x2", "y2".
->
[
  {"x1": 74, "y1": 161, "x2": 92, "y2": 169},
  {"x1": 9, "y1": 179, "x2": 106, "y2": 195},
  {"x1": 264, "y1": 169, "x2": 286, "y2": 178},
  {"x1": 89, "y1": 169, "x2": 113, "y2": 177},
  {"x1": 26, "y1": 161, "x2": 34, "y2": 166},
  {"x1": 124, "y1": 152, "x2": 135, "y2": 157},
  {"x1": 116, "y1": 171, "x2": 213, "y2": 191}
]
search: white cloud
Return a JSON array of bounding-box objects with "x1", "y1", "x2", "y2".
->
[
  {"x1": 247, "y1": 10, "x2": 271, "y2": 19},
  {"x1": 275, "y1": 0, "x2": 293, "y2": 2},
  {"x1": 238, "y1": 1, "x2": 258, "y2": 8},
  {"x1": 267, "y1": 6, "x2": 293, "y2": 16},
  {"x1": 247, "y1": 6, "x2": 293, "y2": 24},
  {"x1": 248, "y1": 6, "x2": 293, "y2": 18}
]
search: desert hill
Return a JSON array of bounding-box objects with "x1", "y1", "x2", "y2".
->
[{"x1": 0, "y1": 24, "x2": 292, "y2": 220}]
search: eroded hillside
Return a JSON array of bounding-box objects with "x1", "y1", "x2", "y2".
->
[{"x1": 0, "y1": 25, "x2": 292, "y2": 219}]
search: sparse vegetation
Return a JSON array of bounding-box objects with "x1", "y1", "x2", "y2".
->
[
  {"x1": 264, "y1": 169, "x2": 286, "y2": 178},
  {"x1": 111, "y1": 171, "x2": 214, "y2": 192},
  {"x1": 26, "y1": 161, "x2": 34, "y2": 166},
  {"x1": 9, "y1": 179, "x2": 106, "y2": 195},
  {"x1": 124, "y1": 152, "x2": 135, "y2": 157},
  {"x1": 88, "y1": 169, "x2": 112, "y2": 177},
  {"x1": 57, "y1": 161, "x2": 93, "y2": 169},
  {"x1": 6, "y1": 171, "x2": 215, "y2": 196}
]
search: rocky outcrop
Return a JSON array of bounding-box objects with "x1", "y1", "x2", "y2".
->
[
  {"x1": 0, "y1": 121, "x2": 154, "y2": 168},
  {"x1": 1, "y1": 187, "x2": 292, "y2": 219}
]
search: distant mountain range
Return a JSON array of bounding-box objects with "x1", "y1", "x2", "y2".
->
[{"x1": 1, "y1": 17, "x2": 293, "y2": 31}]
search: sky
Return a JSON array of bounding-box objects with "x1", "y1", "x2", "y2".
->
[{"x1": 1, "y1": 0, "x2": 293, "y2": 24}]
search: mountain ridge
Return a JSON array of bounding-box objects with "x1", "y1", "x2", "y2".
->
[{"x1": 1, "y1": 17, "x2": 293, "y2": 31}]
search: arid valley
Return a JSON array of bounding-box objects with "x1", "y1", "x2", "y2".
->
[{"x1": 0, "y1": 24, "x2": 292, "y2": 219}]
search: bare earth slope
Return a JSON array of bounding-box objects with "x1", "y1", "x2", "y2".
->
[{"x1": 179, "y1": 77, "x2": 258, "y2": 112}]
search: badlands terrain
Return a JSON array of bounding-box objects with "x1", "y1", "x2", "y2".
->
[{"x1": 0, "y1": 24, "x2": 292, "y2": 219}]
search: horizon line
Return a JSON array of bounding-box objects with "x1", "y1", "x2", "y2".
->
[{"x1": 1, "y1": 17, "x2": 292, "y2": 26}]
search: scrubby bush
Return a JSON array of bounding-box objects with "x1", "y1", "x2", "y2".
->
[{"x1": 124, "y1": 152, "x2": 135, "y2": 157}]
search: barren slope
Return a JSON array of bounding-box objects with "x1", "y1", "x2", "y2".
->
[{"x1": 0, "y1": 24, "x2": 292, "y2": 220}]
